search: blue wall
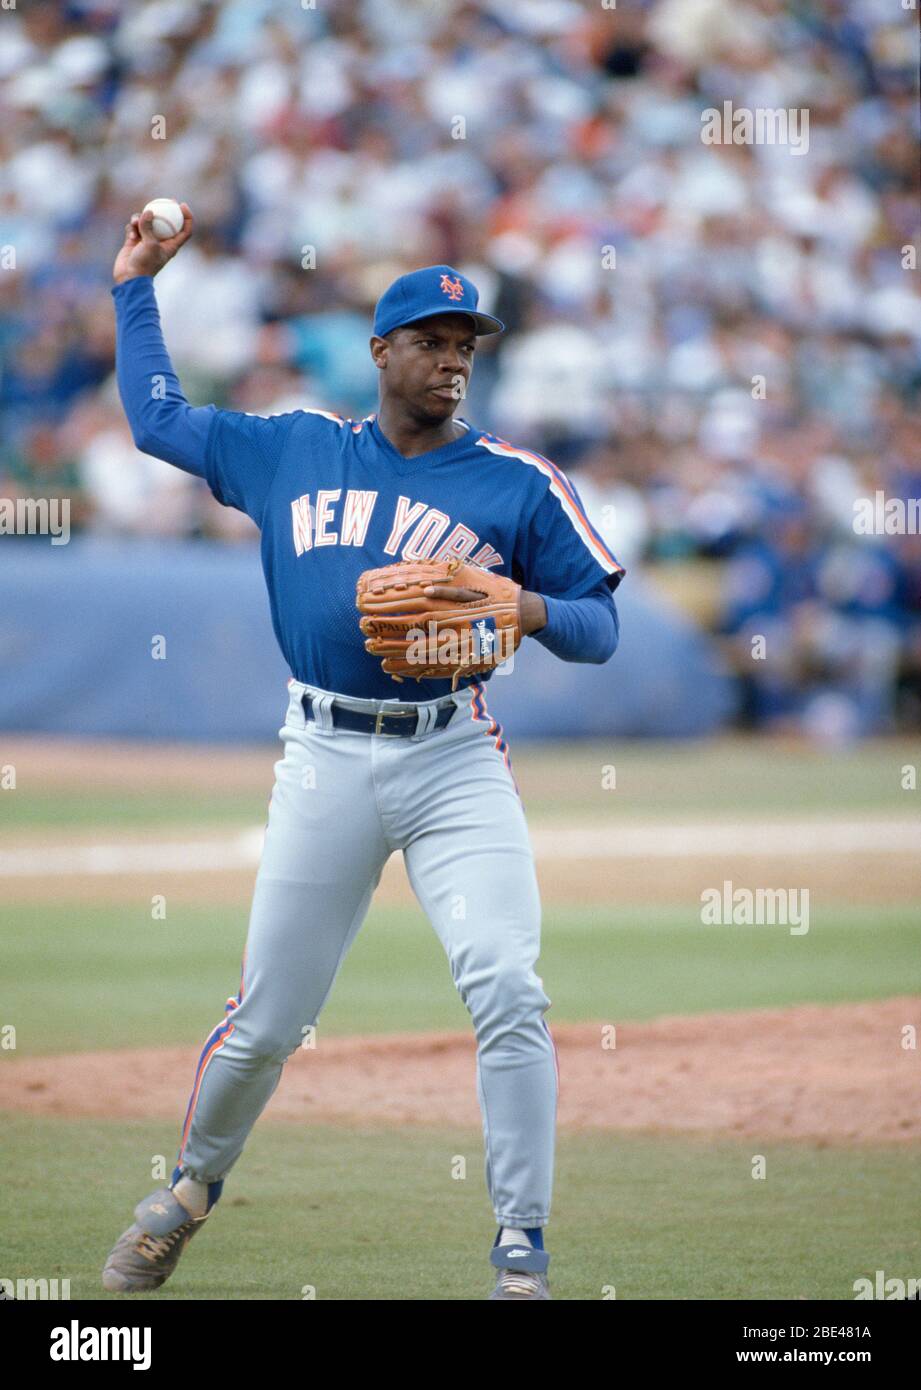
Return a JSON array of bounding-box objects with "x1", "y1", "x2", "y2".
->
[{"x1": 1, "y1": 540, "x2": 737, "y2": 740}]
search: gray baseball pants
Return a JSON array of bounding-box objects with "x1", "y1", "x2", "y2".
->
[{"x1": 176, "y1": 679, "x2": 557, "y2": 1228}]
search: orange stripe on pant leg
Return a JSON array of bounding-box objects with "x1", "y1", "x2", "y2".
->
[
  {"x1": 472, "y1": 682, "x2": 521, "y2": 797},
  {"x1": 177, "y1": 944, "x2": 247, "y2": 1166},
  {"x1": 178, "y1": 1017, "x2": 235, "y2": 1160}
]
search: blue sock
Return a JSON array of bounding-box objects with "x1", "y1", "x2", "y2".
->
[
  {"x1": 170, "y1": 1164, "x2": 224, "y2": 1212},
  {"x1": 493, "y1": 1225, "x2": 545, "y2": 1251}
]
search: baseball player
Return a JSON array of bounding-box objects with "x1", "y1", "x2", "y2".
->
[{"x1": 102, "y1": 205, "x2": 624, "y2": 1300}]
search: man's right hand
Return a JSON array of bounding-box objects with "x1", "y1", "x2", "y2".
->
[{"x1": 113, "y1": 203, "x2": 194, "y2": 284}]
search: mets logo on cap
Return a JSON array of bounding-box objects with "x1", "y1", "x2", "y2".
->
[{"x1": 439, "y1": 273, "x2": 464, "y2": 302}]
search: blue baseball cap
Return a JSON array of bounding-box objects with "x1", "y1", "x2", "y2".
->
[{"x1": 373, "y1": 264, "x2": 504, "y2": 338}]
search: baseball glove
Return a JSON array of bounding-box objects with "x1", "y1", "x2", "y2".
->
[{"x1": 356, "y1": 556, "x2": 522, "y2": 689}]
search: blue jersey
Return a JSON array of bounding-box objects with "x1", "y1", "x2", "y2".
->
[{"x1": 113, "y1": 276, "x2": 624, "y2": 700}]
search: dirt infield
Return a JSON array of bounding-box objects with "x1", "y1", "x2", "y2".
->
[
  {"x1": 1, "y1": 735, "x2": 277, "y2": 793},
  {"x1": 2, "y1": 998, "x2": 918, "y2": 1144}
]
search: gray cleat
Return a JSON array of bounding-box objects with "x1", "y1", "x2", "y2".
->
[
  {"x1": 102, "y1": 1188, "x2": 210, "y2": 1293},
  {"x1": 488, "y1": 1242, "x2": 552, "y2": 1300}
]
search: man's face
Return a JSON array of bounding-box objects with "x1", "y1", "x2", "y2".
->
[{"x1": 371, "y1": 313, "x2": 477, "y2": 422}]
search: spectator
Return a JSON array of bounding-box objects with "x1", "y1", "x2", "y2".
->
[{"x1": 0, "y1": 0, "x2": 917, "y2": 731}]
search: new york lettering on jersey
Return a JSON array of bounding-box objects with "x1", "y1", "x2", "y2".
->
[{"x1": 289, "y1": 478, "x2": 505, "y2": 568}]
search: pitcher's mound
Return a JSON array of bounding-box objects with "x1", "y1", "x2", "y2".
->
[{"x1": 1, "y1": 999, "x2": 918, "y2": 1144}]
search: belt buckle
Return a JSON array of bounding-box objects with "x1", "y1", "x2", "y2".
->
[{"x1": 375, "y1": 708, "x2": 415, "y2": 736}]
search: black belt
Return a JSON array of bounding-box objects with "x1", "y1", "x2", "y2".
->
[{"x1": 301, "y1": 694, "x2": 456, "y2": 737}]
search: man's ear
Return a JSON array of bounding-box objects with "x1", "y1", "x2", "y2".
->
[{"x1": 369, "y1": 334, "x2": 388, "y2": 368}]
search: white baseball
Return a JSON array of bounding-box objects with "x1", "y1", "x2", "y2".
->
[{"x1": 142, "y1": 198, "x2": 184, "y2": 240}]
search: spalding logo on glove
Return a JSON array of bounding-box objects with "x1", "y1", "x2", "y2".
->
[{"x1": 356, "y1": 557, "x2": 522, "y2": 689}]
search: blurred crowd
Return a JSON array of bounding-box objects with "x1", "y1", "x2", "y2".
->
[{"x1": 1, "y1": 0, "x2": 919, "y2": 733}]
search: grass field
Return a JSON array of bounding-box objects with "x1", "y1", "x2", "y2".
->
[
  {"x1": 2, "y1": 901, "x2": 919, "y2": 1055},
  {"x1": 3, "y1": 1117, "x2": 916, "y2": 1302},
  {"x1": 1, "y1": 735, "x2": 919, "y2": 1300}
]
